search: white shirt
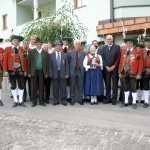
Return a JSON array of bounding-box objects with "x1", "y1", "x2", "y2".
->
[
  {"x1": 146, "y1": 47, "x2": 150, "y2": 51},
  {"x1": 127, "y1": 47, "x2": 133, "y2": 51},
  {"x1": 55, "y1": 51, "x2": 61, "y2": 60},
  {"x1": 37, "y1": 49, "x2": 42, "y2": 53},
  {"x1": 48, "y1": 48, "x2": 55, "y2": 54},
  {"x1": 63, "y1": 45, "x2": 68, "y2": 49},
  {"x1": 83, "y1": 53, "x2": 103, "y2": 71},
  {"x1": 12, "y1": 45, "x2": 19, "y2": 49}
]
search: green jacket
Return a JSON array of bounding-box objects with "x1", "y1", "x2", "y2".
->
[{"x1": 28, "y1": 49, "x2": 49, "y2": 77}]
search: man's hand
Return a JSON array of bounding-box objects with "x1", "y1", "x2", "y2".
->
[
  {"x1": 110, "y1": 65, "x2": 116, "y2": 72},
  {"x1": 28, "y1": 74, "x2": 31, "y2": 78},
  {"x1": 136, "y1": 75, "x2": 141, "y2": 80},
  {"x1": 24, "y1": 72, "x2": 27, "y2": 77},
  {"x1": 65, "y1": 75, "x2": 68, "y2": 79},
  {"x1": 106, "y1": 66, "x2": 111, "y2": 72},
  {"x1": 3, "y1": 72, "x2": 8, "y2": 77},
  {"x1": 119, "y1": 74, "x2": 122, "y2": 78}
]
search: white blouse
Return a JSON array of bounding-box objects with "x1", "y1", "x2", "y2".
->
[{"x1": 83, "y1": 53, "x2": 103, "y2": 71}]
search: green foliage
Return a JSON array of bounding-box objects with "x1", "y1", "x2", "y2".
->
[{"x1": 20, "y1": 0, "x2": 88, "y2": 44}]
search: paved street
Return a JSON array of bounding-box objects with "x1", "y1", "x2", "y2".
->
[{"x1": 0, "y1": 91, "x2": 150, "y2": 150}]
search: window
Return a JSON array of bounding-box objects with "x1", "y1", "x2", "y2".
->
[
  {"x1": 2, "y1": 14, "x2": 8, "y2": 30},
  {"x1": 74, "y1": 0, "x2": 87, "y2": 9}
]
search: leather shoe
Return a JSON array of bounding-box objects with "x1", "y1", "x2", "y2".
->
[
  {"x1": 79, "y1": 101, "x2": 84, "y2": 105},
  {"x1": 31, "y1": 103, "x2": 36, "y2": 107},
  {"x1": 0, "y1": 100, "x2": 3, "y2": 106},
  {"x1": 132, "y1": 104, "x2": 137, "y2": 109},
  {"x1": 53, "y1": 102, "x2": 59, "y2": 105},
  {"x1": 70, "y1": 101, "x2": 74, "y2": 105},
  {"x1": 12, "y1": 103, "x2": 18, "y2": 107},
  {"x1": 90, "y1": 102, "x2": 94, "y2": 105},
  {"x1": 40, "y1": 103, "x2": 46, "y2": 106},
  {"x1": 19, "y1": 102, "x2": 26, "y2": 107},
  {"x1": 143, "y1": 103, "x2": 149, "y2": 108},
  {"x1": 62, "y1": 102, "x2": 67, "y2": 106},
  {"x1": 94, "y1": 102, "x2": 98, "y2": 105},
  {"x1": 120, "y1": 103, "x2": 129, "y2": 107},
  {"x1": 103, "y1": 100, "x2": 109, "y2": 104}
]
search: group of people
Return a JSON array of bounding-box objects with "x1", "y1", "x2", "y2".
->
[{"x1": 0, "y1": 33, "x2": 149, "y2": 109}]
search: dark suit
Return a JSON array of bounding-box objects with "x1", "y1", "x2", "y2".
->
[
  {"x1": 68, "y1": 50, "x2": 85, "y2": 103},
  {"x1": 28, "y1": 49, "x2": 49, "y2": 105},
  {"x1": 102, "y1": 44, "x2": 121, "y2": 103},
  {"x1": 49, "y1": 51, "x2": 69, "y2": 104}
]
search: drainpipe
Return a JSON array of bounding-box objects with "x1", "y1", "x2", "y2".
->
[
  {"x1": 33, "y1": 0, "x2": 39, "y2": 20},
  {"x1": 110, "y1": 0, "x2": 114, "y2": 23}
]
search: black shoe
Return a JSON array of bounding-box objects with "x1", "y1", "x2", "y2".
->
[
  {"x1": 19, "y1": 102, "x2": 26, "y2": 107},
  {"x1": 31, "y1": 103, "x2": 36, "y2": 107},
  {"x1": 53, "y1": 102, "x2": 59, "y2": 105},
  {"x1": 62, "y1": 102, "x2": 67, "y2": 106},
  {"x1": 140, "y1": 100, "x2": 144, "y2": 104},
  {"x1": 133, "y1": 104, "x2": 137, "y2": 109},
  {"x1": 90, "y1": 102, "x2": 94, "y2": 105},
  {"x1": 79, "y1": 101, "x2": 84, "y2": 105},
  {"x1": 45, "y1": 101, "x2": 50, "y2": 104},
  {"x1": 94, "y1": 102, "x2": 98, "y2": 105},
  {"x1": 12, "y1": 103, "x2": 18, "y2": 107},
  {"x1": 70, "y1": 101, "x2": 74, "y2": 105},
  {"x1": 0, "y1": 100, "x2": 3, "y2": 106},
  {"x1": 120, "y1": 103, "x2": 129, "y2": 107},
  {"x1": 112, "y1": 102, "x2": 116, "y2": 105},
  {"x1": 40, "y1": 103, "x2": 46, "y2": 106},
  {"x1": 143, "y1": 103, "x2": 149, "y2": 108},
  {"x1": 103, "y1": 99, "x2": 109, "y2": 104}
]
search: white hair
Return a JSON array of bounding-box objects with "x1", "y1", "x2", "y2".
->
[
  {"x1": 74, "y1": 40, "x2": 81, "y2": 45},
  {"x1": 106, "y1": 35, "x2": 113, "y2": 40}
]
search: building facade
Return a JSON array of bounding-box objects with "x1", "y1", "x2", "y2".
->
[{"x1": 0, "y1": 0, "x2": 150, "y2": 45}]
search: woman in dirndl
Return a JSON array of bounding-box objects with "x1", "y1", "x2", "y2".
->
[{"x1": 83, "y1": 45, "x2": 104, "y2": 105}]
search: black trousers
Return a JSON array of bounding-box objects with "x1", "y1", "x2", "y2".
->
[
  {"x1": 119, "y1": 78, "x2": 125, "y2": 101},
  {"x1": 70, "y1": 69, "x2": 83, "y2": 102},
  {"x1": 142, "y1": 76, "x2": 150, "y2": 90},
  {"x1": 136, "y1": 79, "x2": 143, "y2": 90},
  {"x1": 9, "y1": 71, "x2": 24, "y2": 90},
  {"x1": 124, "y1": 77, "x2": 137, "y2": 92},
  {"x1": 104, "y1": 69, "x2": 119, "y2": 102},
  {"x1": 23, "y1": 76, "x2": 31, "y2": 100},
  {"x1": 31, "y1": 70, "x2": 44, "y2": 104},
  {"x1": 44, "y1": 77, "x2": 51, "y2": 101},
  {"x1": 52, "y1": 71, "x2": 67, "y2": 103}
]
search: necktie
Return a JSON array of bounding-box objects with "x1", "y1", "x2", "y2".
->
[
  {"x1": 127, "y1": 49, "x2": 131, "y2": 56},
  {"x1": 14, "y1": 47, "x2": 18, "y2": 54},
  {"x1": 108, "y1": 45, "x2": 111, "y2": 50},
  {"x1": 57, "y1": 52, "x2": 61, "y2": 70},
  {"x1": 147, "y1": 50, "x2": 150, "y2": 56},
  {"x1": 76, "y1": 51, "x2": 79, "y2": 69}
]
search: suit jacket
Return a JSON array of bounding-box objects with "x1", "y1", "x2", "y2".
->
[
  {"x1": 118, "y1": 48, "x2": 144, "y2": 76},
  {"x1": 3, "y1": 46, "x2": 27, "y2": 72},
  {"x1": 49, "y1": 51, "x2": 69, "y2": 79},
  {"x1": 68, "y1": 50, "x2": 85, "y2": 77},
  {"x1": 102, "y1": 44, "x2": 121, "y2": 69},
  {"x1": 28, "y1": 49, "x2": 49, "y2": 77}
]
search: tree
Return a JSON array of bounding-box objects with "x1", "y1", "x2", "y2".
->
[{"x1": 20, "y1": 0, "x2": 88, "y2": 44}]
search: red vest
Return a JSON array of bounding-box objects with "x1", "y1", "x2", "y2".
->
[
  {"x1": 119, "y1": 48, "x2": 144, "y2": 76},
  {"x1": 3, "y1": 46, "x2": 27, "y2": 72}
]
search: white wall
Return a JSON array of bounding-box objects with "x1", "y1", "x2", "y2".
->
[
  {"x1": 74, "y1": 0, "x2": 110, "y2": 44},
  {"x1": 0, "y1": 0, "x2": 16, "y2": 39},
  {"x1": 115, "y1": 7, "x2": 150, "y2": 19}
]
